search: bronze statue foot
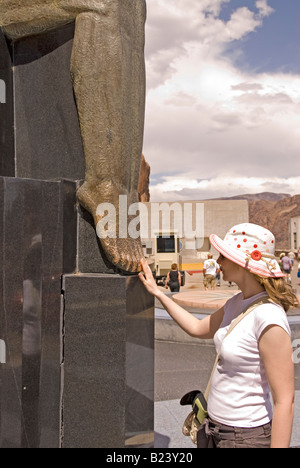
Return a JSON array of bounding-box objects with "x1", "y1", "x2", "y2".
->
[{"x1": 77, "y1": 181, "x2": 144, "y2": 273}]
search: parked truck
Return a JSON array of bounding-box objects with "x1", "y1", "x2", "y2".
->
[{"x1": 153, "y1": 232, "x2": 206, "y2": 286}]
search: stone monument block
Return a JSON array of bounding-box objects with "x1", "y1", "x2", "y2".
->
[
  {"x1": 0, "y1": 176, "x2": 76, "y2": 448},
  {"x1": 0, "y1": 19, "x2": 154, "y2": 448},
  {"x1": 62, "y1": 274, "x2": 154, "y2": 448},
  {"x1": 0, "y1": 23, "x2": 85, "y2": 180}
]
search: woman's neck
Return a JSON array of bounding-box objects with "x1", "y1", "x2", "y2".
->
[{"x1": 235, "y1": 272, "x2": 266, "y2": 300}]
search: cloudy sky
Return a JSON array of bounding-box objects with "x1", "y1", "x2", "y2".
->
[{"x1": 143, "y1": 0, "x2": 300, "y2": 201}]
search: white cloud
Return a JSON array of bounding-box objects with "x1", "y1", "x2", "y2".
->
[
  {"x1": 150, "y1": 175, "x2": 300, "y2": 202},
  {"x1": 224, "y1": 7, "x2": 261, "y2": 41},
  {"x1": 256, "y1": 0, "x2": 275, "y2": 18},
  {"x1": 145, "y1": 0, "x2": 274, "y2": 87},
  {"x1": 144, "y1": 0, "x2": 300, "y2": 202}
]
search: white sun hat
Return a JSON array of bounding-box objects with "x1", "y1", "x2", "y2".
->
[{"x1": 209, "y1": 223, "x2": 284, "y2": 278}]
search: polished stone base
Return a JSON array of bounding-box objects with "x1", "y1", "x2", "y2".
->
[
  {"x1": 62, "y1": 274, "x2": 154, "y2": 448},
  {"x1": 76, "y1": 186, "x2": 116, "y2": 274},
  {"x1": 0, "y1": 23, "x2": 85, "y2": 180},
  {"x1": 0, "y1": 176, "x2": 154, "y2": 448},
  {"x1": 0, "y1": 177, "x2": 68, "y2": 448}
]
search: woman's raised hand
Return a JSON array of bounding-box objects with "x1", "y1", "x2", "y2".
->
[{"x1": 138, "y1": 258, "x2": 161, "y2": 297}]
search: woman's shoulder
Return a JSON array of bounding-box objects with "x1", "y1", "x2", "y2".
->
[{"x1": 253, "y1": 301, "x2": 291, "y2": 338}]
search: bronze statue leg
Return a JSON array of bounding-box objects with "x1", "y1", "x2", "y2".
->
[
  {"x1": 73, "y1": 2, "x2": 146, "y2": 272},
  {"x1": 0, "y1": 1, "x2": 75, "y2": 39},
  {"x1": 0, "y1": 0, "x2": 147, "y2": 273}
]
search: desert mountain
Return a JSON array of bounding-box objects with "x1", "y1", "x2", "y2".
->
[
  {"x1": 222, "y1": 192, "x2": 300, "y2": 250},
  {"x1": 138, "y1": 154, "x2": 151, "y2": 202},
  {"x1": 217, "y1": 192, "x2": 290, "y2": 202}
]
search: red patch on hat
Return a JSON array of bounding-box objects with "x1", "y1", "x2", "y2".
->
[{"x1": 251, "y1": 250, "x2": 262, "y2": 261}]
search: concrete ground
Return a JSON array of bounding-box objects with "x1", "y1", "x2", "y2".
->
[
  {"x1": 153, "y1": 263, "x2": 300, "y2": 448},
  {"x1": 154, "y1": 341, "x2": 300, "y2": 449}
]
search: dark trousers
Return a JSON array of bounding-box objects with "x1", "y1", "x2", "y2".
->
[
  {"x1": 168, "y1": 281, "x2": 180, "y2": 292},
  {"x1": 210, "y1": 418, "x2": 272, "y2": 448},
  {"x1": 198, "y1": 418, "x2": 272, "y2": 449}
]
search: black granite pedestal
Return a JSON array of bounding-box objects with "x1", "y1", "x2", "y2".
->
[
  {"x1": 0, "y1": 177, "x2": 75, "y2": 448},
  {"x1": 62, "y1": 274, "x2": 154, "y2": 448},
  {"x1": 0, "y1": 25, "x2": 154, "y2": 448},
  {"x1": 0, "y1": 23, "x2": 85, "y2": 180}
]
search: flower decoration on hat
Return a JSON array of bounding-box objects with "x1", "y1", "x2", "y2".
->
[{"x1": 251, "y1": 250, "x2": 262, "y2": 261}]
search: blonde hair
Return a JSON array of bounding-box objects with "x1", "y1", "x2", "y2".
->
[{"x1": 252, "y1": 273, "x2": 299, "y2": 312}]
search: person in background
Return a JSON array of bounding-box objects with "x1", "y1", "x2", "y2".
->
[
  {"x1": 216, "y1": 270, "x2": 221, "y2": 287},
  {"x1": 203, "y1": 254, "x2": 220, "y2": 291},
  {"x1": 166, "y1": 263, "x2": 181, "y2": 293},
  {"x1": 288, "y1": 251, "x2": 295, "y2": 267},
  {"x1": 279, "y1": 253, "x2": 285, "y2": 271},
  {"x1": 281, "y1": 253, "x2": 293, "y2": 285}
]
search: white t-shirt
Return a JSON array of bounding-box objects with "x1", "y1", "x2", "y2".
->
[
  {"x1": 207, "y1": 292, "x2": 291, "y2": 428},
  {"x1": 204, "y1": 259, "x2": 219, "y2": 276}
]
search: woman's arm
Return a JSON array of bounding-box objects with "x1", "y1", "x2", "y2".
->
[
  {"x1": 139, "y1": 259, "x2": 224, "y2": 339},
  {"x1": 259, "y1": 325, "x2": 295, "y2": 448}
]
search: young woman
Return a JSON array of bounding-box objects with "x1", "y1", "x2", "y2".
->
[{"x1": 139, "y1": 223, "x2": 297, "y2": 448}]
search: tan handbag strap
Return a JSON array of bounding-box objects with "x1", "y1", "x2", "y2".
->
[{"x1": 204, "y1": 295, "x2": 272, "y2": 401}]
